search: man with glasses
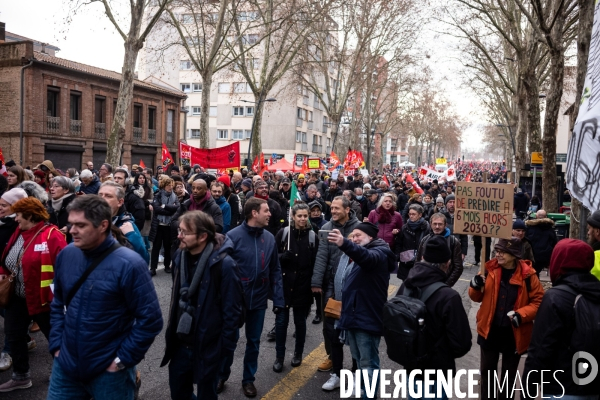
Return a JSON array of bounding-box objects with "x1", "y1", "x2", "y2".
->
[
  {"x1": 98, "y1": 163, "x2": 113, "y2": 183},
  {"x1": 86, "y1": 161, "x2": 98, "y2": 176}
]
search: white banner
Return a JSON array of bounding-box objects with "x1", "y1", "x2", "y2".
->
[{"x1": 567, "y1": 3, "x2": 600, "y2": 211}]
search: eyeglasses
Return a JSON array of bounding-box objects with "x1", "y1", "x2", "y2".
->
[{"x1": 177, "y1": 228, "x2": 194, "y2": 236}]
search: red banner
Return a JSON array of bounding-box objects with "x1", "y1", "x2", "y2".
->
[
  {"x1": 329, "y1": 150, "x2": 341, "y2": 171},
  {"x1": 343, "y1": 150, "x2": 365, "y2": 169},
  {"x1": 162, "y1": 143, "x2": 174, "y2": 167},
  {"x1": 179, "y1": 141, "x2": 240, "y2": 169}
]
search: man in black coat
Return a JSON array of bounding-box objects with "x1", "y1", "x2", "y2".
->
[
  {"x1": 114, "y1": 168, "x2": 146, "y2": 231},
  {"x1": 513, "y1": 188, "x2": 530, "y2": 219},
  {"x1": 525, "y1": 209, "x2": 557, "y2": 275},
  {"x1": 397, "y1": 236, "x2": 472, "y2": 396},
  {"x1": 248, "y1": 180, "x2": 283, "y2": 237}
]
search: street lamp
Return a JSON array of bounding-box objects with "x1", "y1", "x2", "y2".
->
[{"x1": 241, "y1": 97, "x2": 277, "y2": 166}]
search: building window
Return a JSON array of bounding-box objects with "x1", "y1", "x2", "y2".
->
[
  {"x1": 218, "y1": 83, "x2": 231, "y2": 93},
  {"x1": 193, "y1": 83, "x2": 202, "y2": 92},
  {"x1": 47, "y1": 88, "x2": 59, "y2": 117},
  {"x1": 297, "y1": 108, "x2": 304, "y2": 120},
  {"x1": 167, "y1": 110, "x2": 174, "y2": 133},
  {"x1": 70, "y1": 92, "x2": 81, "y2": 120},
  {"x1": 232, "y1": 130, "x2": 244, "y2": 139},
  {"x1": 234, "y1": 83, "x2": 246, "y2": 93},
  {"x1": 242, "y1": 34, "x2": 260, "y2": 45},
  {"x1": 181, "y1": 13, "x2": 194, "y2": 24},
  {"x1": 94, "y1": 97, "x2": 106, "y2": 123},
  {"x1": 192, "y1": 107, "x2": 201, "y2": 116},
  {"x1": 209, "y1": 106, "x2": 217, "y2": 116},
  {"x1": 133, "y1": 104, "x2": 142, "y2": 128},
  {"x1": 245, "y1": 130, "x2": 252, "y2": 139},
  {"x1": 296, "y1": 131, "x2": 302, "y2": 142},
  {"x1": 180, "y1": 83, "x2": 191, "y2": 93},
  {"x1": 246, "y1": 106, "x2": 254, "y2": 116},
  {"x1": 180, "y1": 60, "x2": 193, "y2": 70},
  {"x1": 308, "y1": 111, "x2": 313, "y2": 122},
  {"x1": 246, "y1": 58, "x2": 261, "y2": 70},
  {"x1": 148, "y1": 107, "x2": 156, "y2": 129},
  {"x1": 190, "y1": 129, "x2": 200, "y2": 138},
  {"x1": 232, "y1": 106, "x2": 244, "y2": 116},
  {"x1": 238, "y1": 11, "x2": 259, "y2": 21},
  {"x1": 218, "y1": 129, "x2": 228, "y2": 139}
]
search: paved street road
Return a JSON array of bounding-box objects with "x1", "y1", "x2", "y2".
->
[{"x1": 1, "y1": 240, "x2": 539, "y2": 399}]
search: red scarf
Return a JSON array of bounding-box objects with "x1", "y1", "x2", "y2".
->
[
  {"x1": 377, "y1": 205, "x2": 393, "y2": 224},
  {"x1": 188, "y1": 192, "x2": 211, "y2": 211},
  {"x1": 254, "y1": 192, "x2": 269, "y2": 200}
]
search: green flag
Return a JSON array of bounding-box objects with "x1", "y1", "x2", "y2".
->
[{"x1": 290, "y1": 181, "x2": 302, "y2": 208}]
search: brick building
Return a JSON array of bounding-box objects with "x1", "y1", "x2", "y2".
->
[{"x1": 0, "y1": 26, "x2": 185, "y2": 172}]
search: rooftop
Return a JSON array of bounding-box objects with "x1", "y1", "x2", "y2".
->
[{"x1": 5, "y1": 31, "x2": 61, "y2": 51}]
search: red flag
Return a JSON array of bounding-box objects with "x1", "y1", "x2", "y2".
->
[
  {"x1": 329, "y1": 150, "x2": 341, "y2": 171},
  {"x1": 162, "y1": 143, "x2": 174, "y2": 167},
  {"x1": 302, "y1": 157, "x2": 309, "y2": 174},
  {"x1": 0, "y1": 147, "x2": 6, "y2": 176},
  {"x1": 259, "y1": 152, "x2": 265, "y2": 169},
  {"x1": 465, "y1": 173, "x2": 472, "y2": 182},
  {"x1": 405, "y1": 174, "x2": 423, "y2": 194},
  {"x1": 139, "y1": 159, "x2": 146, "y2": 169},
  {"x1": 251, "y1": 155, "x2": 260, "y2": 173},
  {"x1": 419, "y1": 168, "x2": 428, "y2": 176},
  {"x1": 382, "y1": 175, "x2": 390, "y2": 186}
]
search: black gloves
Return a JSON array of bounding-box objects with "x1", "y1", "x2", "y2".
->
[
  {"x1": 509, "y1": 312, "x2": 522, "y2": 328},
  {"x1": 273, "y1": 307, "x2": 283, "y2": 314},
  {"x1": 470, "y1": 274, "x2": 485, "y2": 290}
]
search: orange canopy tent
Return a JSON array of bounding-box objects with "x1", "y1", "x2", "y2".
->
[{"x1": 267, "y1": 158, "x2": 297, "y2": 172}]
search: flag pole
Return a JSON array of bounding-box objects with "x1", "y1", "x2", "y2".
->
[{"x1": 287, "y1": 203, "x2": 292, "y2": 250}]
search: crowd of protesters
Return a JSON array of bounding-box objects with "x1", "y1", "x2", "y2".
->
[{"x1": 0, "y1": 156, "x2": 598, "y2": 400}]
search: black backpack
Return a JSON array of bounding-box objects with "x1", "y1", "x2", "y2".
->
[
  {"x1": 383, "y1": 282, "x2": 447, "y2": 366},
  {"x1": 552, "y1": 285, "x2": 600, "y2": 374}
]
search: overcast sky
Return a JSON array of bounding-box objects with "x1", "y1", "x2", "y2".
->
[{"x1": 1, "y1": 0, "x2": 485, "y2": 152}]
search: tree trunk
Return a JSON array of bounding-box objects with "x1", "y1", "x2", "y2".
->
[
  {"x1": 106, "y1": 39, "x2": 141, "y2": 166},
  {"x1": 524, "y1": 45, "x2": 542, "y2": 153},
  {"x1": 515, "y1": 81, "x2": 528, "y2": 177},
  {"x1": 569, "y1": 0, "x2": 595, "y2": 239},
  {"x1": 199, "y1": 71, "x2": 212, "y2": 149},
  {"x1": 250, "y1": 93, "x2": 266, "y2": 162}
]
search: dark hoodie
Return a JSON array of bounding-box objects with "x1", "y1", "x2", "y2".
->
[
  {"x1": 337, "y1": 238, "x2": 396, "y2": 336},
  {"x1": 524, "y1": 239, "x2": 600, "y2": 396},
  {"x1": 397, "y1": 261, "x2": 472, "y2": 372}
]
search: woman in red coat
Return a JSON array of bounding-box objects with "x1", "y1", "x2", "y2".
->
[{"x1": 0, "y1": 197, "x2": 66, "y2": 391}]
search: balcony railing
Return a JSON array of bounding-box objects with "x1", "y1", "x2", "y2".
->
[
  {"x1": 167, "y1": 131, "x2": 175, "y2": 145},
  {"x1": 308, "y1": 121, "x2": 313, "y2": 130},
  {"x1": 296, "y1": 118, "x2": 303, "y2": 127},
  {"x1": 47, "y1": 116, "x2": 60, "y2": 134},
  {"x1": 70, "y1": 120, "x2": 82, "y2": 136},
  {"x1": 148, "y1": 129, "x2": 156, "y2": 144},
  {"x1": 94, "y1": 122, "x2": 106, "y2": 139},
  {"x1": 301, "y1": 142, "x2": 308, "y2": 152},
  {"x1": 133, "y1": 127, "x2": 142, "y2": 142}
]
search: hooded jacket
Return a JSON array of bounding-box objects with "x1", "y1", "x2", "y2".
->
[
  {"x1": 161, "y1": 235, "x2": 243, "y2": 382},
  {"x1": 468, "y1": 258, "x2": 544, "y2": 355},
  {"x1": 149, "y1": 189, "x2": 180, "y2": 242},
  {"x1": 525, "y1": 218, "x2": 558, "y2": 271},
  {"x1": 398, "y1": 261, "x2": 472, "y2": 372},
  {"x1": 80, "y1": 174, "x2": 101, "y2": 195},
  {"x1": 311, "y1": 210, "x2": 360, "y2": 296},
  {"x1": 215, "y1": 195, "x2": 231, "y2": 233},
  {"x1": 513, "y1": 191, "x2": 529, "y2": 214},
  {"x1": 226, "y1": 221, "x2": 284, "y2": 310},
  {"x1": 124, "y1": 184, "x2": 147, "y2": 231},
  {"x1": 415, "y1": 227, "x2": 463, "y2": 287},
  {"x1": 337, "y1": 238, "x2": 395, "y2": 336},
  {"x1": 49, "y1": 235, "x2": 163, "y2": 381}
]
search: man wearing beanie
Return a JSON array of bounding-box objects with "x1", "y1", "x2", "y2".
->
[
  {"x1": 396, "y1": 235, "x2": 472, "y2": 397},
  {"x1": 524, "y1": 239, "x2": 600, "y2": 397},
  {"x1": 238, "y1": 178, "x2": 253, "y2": 209},
  {"x1": 512, "y1": 219, "x2": 535, "y2": 267},
  {"x1": 324, "y1": 222, "x2": 396, "y2": 396},
  {"x1": 588, "y1": 210, "x2": 600, "y2": 280}
]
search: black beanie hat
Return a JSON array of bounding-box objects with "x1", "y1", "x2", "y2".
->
[
  {"x1": 445, "y1": 194, "x2": 455, "y2": 205},
  {"x1": 423, "y1": 235, "x2": 452, "y2": 264},
  {"x1": 355, "y1": 222, "x2": 379, "y2": 239},
  {"x1": 588, "y1": 210, "x2": 600, "y2": 229}
]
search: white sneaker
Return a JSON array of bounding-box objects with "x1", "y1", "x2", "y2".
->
[
  {"x1": 158, "y1": 255, "x2": 164, "y2": 263},
  {"x1": 0, "y1": 353, "x2": 12, "y2": 372},
  {"x1": 322, "y1": 373, "x2": 340, "y2": 391}
]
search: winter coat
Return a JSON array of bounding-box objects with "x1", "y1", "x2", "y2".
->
[
  {"x1": 161, "y1": 235, "x2": 243, "y2": 383},
  {"x1": 47, "y1": 193, "x2": 77, "y2": 243},
  {"x1": 49, "y1": 235, "x2": 163, "y2": 381},
  {"x1": 514, "y1": 192, "x2": 529, "y2": 215},
  {"x1": 468, "y1": 258, "x2": 544, "y2": 355},
  {"x1": 124, "y1": 184, "x2": 147, "y2": 231},
  {"x1": 0, "y1": 216, "x2": 18, "y2": 254},
  {"x1": 226, "y1": 221, "x2": 284, "y2": 310},
  {"x1": 113, "y1": 208, "x2": 149, "y2": 264},
  {"x1": 415, "y1": 228, "x2": 464, "y2": 287},
  {"x1": 171, "y1": 197, "x2": 224, "y2": 249},
  {"x1": 80, "y1": 175, "x2": 101, "y2": 195},
  {"x1": 398, "y1": 261, "x2": 472, "y2": 372},
  {"x1": 149, "y1": 190, "x2": 179, "y2": 242},
  {"x1": 337, "y1": 238, "x2": 396, "y2": 336},
  {"x1": 525, "y1": 218, "x2": 557, "y2": 272},
  {"x1": 395, "y1": 218, "x2": 431, "y2": 280},
  {"x1": 422, "y1": 202, "x2": 434, "y2": 221},
  {"x1": 356, "y1": 197, "x2": 369, "y2": 221},
  {"x1": 367, "y1": 209, "x2": 403, "y2": 250},
  {"x1": 275, "y1": 225, "x2": 319, "y2": 308},
  {"x1": 402, "y1": 200, "x2": 424, "y2": 223},
  {"x1": 349, "y1": 200, "x2": 363, "y2": 221},
  {"x1": 0, "y1": 221, "x2": 67, "y2": 315},
  {"x1": 140, "y1": 189, "x2": 154, "y2": 238},
  {"x1": 215, "y1": 196, "x2": 231, "y2": 233},
  {"x1": 227, "y1": 192, "x2": 241, "y2": 228},
  {"x1": 396, "y1": 192, "x2": 409, "y2": 213},
  {"x1": 310, "y1": 216, "x2": 327, "y2": 234},
  {"x1": 311, "y1": 211, "x2": 360, "y2": 299},
  {"x1": 524, "y1": 272, "x2": 600, "y2": 396}
]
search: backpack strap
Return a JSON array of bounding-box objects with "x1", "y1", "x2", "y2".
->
[
  {"x1": 419, "y1": 281, "x2": 448, "y2": 303},
  {"x1": 551, "y1": 285, "x2": 583, "y2": 306},
  {"x1": 308, "y1": 230, "x2": 315, "y2": 248}
]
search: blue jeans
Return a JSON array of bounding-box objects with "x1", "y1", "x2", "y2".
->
[
  {"x1": 347, "y1": 329, "x2": 381, "y2": 400},
  {"x1": 408, "y1": 379, "x2": 449, "y2": 400},
  {"x1": 219, "y1": 308, "x2": 266, "y2": 384},
  {"x1": 47, "y1": 358, "x2": 136, "y2": 400},
  {"x1": 168, "y1": 345, "x2": 217, "y2": 400},
  {"x1": 275, "y1": 305, "x2": 309, "y2": 359}
]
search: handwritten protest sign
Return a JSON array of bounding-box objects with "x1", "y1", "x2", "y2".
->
[{"x1": 454, "y1": 182, "x2": 513, "y2": 239}]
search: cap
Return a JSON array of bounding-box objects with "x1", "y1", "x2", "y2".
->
[
  {"x1": 355, "y1": 222, "x2": 379, "y2": 239},
  {"x1": 281, "y1": 178, "x2": 291, "y2": 184},
  {"x1": 513, "y1": 219, "x2": 526, "y2": 230},
  {"x1": 308, "y1": 200, "x2": 323, "y2": 210},
  {"x1": 495, "y1": 237, "x2": 523, "y2": 259}
]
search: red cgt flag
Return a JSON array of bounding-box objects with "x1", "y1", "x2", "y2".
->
[
  {"x1": 251, "y1": 155, "x2": 260, "y2": 173},
  {"x1": 139, "y1": 159, "x2": 146, "y2": 169},
  {"x1": 405, "y1": 173, "x2": 424, "y2": 194},
  {"x1": 162, "y1": 143, "x2": 174, "y2": 167},
  {"x1": 382, "y1": 174, "x2": 390, "y2": 186}
]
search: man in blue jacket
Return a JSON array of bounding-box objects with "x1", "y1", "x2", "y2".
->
[
  {"x1": 327, "y1": 222, "x2": 395, "y2": 399},
  {"x1": 47, "y1": 195, "x2": 163, "y2": 400},
  {"x1": 211, "y1": 181, "x2": 231, "y2": 233},
  {"x1": 161, "y1": 211, "x2": 243, "y2": 400},
  {"x1": 218, "y1": 197, "x2": 284, "y2": 398}
]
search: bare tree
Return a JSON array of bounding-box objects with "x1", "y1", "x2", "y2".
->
[{"x1": 68, "y1": 0, "x2": 174, "y2": 166}]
